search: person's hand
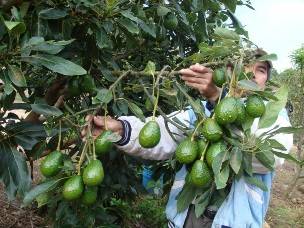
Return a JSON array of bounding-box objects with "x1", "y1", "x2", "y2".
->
[
  {"x1": 179, "y1": 63, "x2": 221, "y2": 102},
  {"x1": 81, "y1": 115, "x2": 123, "y2": 140}
]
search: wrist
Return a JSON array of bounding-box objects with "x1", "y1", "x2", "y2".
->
[
  {"x1": 116, "y1": 120, "x2": 124, "y2": 137},
  {"x1": 207, "y1": 87, "x2": 221, "y2": 102}
]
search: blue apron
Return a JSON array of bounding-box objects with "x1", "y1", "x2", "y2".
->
[{"x1": 166, "y1": 104, "x2": 274, "y2": 228}]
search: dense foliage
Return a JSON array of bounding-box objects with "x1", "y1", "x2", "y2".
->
[{"x1": 0, "y1": 0, "x2": 258, "y2": 226}]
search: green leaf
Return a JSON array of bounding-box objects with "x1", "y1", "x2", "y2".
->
[
  {"x1": 257, "y1": 53, "x2": 278, "y2": 62},
  {"x1": 230, "y1": 147, "x2": 242, "y2": 174},
  {"x1": 220, "y1": 0, "x2": 237, "y2": 12},
  {"x1": 0, "y1": 141, "x2": 31, "y2": 200},
  {"x1": 96, "y1": 28, "x2": 113, "y2": 49},
  {"x1": 243, "y1": 152, "x2": 252, "y2": 176},
  {"x1": 267, "y1": 126, "x2": 304, "y2": 136},
  {"x1": 8, "y1": 64, "x2": 27, "y2": 87},
  {"x1": 176, "y1": 183, "x2": 197, "y2": 213},
  {"x1": 157, "y1": 6, "x2": 171, "y2": 17},
  {"x1": 194, "y1": 189, "x2": 212, "y2": 217},
  {"x1": 31, "y1": 103, "x2": 63, "y2": 117},
  {"x1": 23, "y1": 179, "x2": 62, "y2": 206},
  {"x1": 244, "y1": 176, "x2": 268, "y2": 191},
  {"x1": 266, "y1": 139, "x2": 286, "y2": 151},
  {"x1": 22, "y1": 37, "x2": 74, "y2": 55},
  {"x1": 258, "y1": 86, "x2": 288, "y2": 129},
  {"x1": 214, "y1": 163, "x2": 230, "y2": 189},
  {"x1": 117, "y1": 18, "x2": 139, "y2": 34},
  {"x1": 255, "y1": 150, "x2": 275, "y2": 171},
  {"x1": 254, "y1": 91, "x2": 278, "y2": 101},
  {"x1": 6, "y1": 122, "x2": 46, "y2": 150},
  {"x1": 92, "y1": 89, "x2": 113, "y2": 105},
  {"x1": 271, "y1": 150, "x2": 301, "y2": 165},
  {"x1": 4, "y1": 21, "x2": 26, "y2": 34},
  {"x1": 144, "y1": 61, "x2": 156, "y2": 76},
  {"x1": 174, "y1": 82, "x2": 206, "y2": 119},
  {"x1": 238, "y1": 80, "x2": 262, "y2": 91},
  {"x1": 127, "y1": 101, "x2": 145, "y2": 122},
  {"x1": 120, "y1": 10, "x2": 156, "y2": 37},
  {"x1": 36, "y1": 192, "x2": 50, "y2": 208},
  {"x1": 214, "y1": 27, "x2": 239, "y2": 40},
  {"x1": 212, "y1": 150, "x2": 229, "y2": 175},
  {"x1": 39, "y1": 8, "x2": 68, "y2": 20},
  {"x1": 21, "y1": 54, "x2": 87, "y2": 76}
]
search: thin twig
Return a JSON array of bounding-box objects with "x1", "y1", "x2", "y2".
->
[{"x1": 140, "y1": 79, "x2": 187, "y2": 133}]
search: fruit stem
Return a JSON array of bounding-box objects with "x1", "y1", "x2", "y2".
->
[
  {"x1": 140, "y1": 79, "x2": 188, "y2": 134},
  {"x1": 78, "y1": 140, "x2": 88, "y2": 175},
  {"x1": 104, "y1": 107, "x2": 108, "y2": 131},
  {"x1": 152, "y1": 69, "x2": 162, "y2": 120},
  {"x1": 109, "y1": 70, "x2": 131, "y2": 91},
  {"x1": 191, "y1": 119, "x2": 205, "y2": 142},
  {"x1": 56, "y1": 120, "x2": 62, "y2": 151},
  {"x1": 92, "y1": 135, "x2": 96, "y2": 160},
  {"x1": 200, "y1": 141, "x2": 209, "y2": 161}
]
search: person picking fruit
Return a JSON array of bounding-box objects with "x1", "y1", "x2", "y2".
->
[{"x1": 82, "y1": 49, "x2": 293, "y2": 228}]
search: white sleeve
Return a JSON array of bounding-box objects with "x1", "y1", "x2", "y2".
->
[
  {"x1": 116, "y1": 110, "x2": 191, "y2": 160},
  {"x1": 252, "y1": 108, "x2": 293, "y2": 174}
]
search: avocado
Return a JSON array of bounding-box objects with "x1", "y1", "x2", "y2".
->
[
  {"x1": 81, "y1": 186, "x2": 98, "y2": 205},
  {"x1": 212, "y1": 69, "x2": 226, "y2": 87},
  {"x1": 215, "y1": 97, "x2": 238, "y2": 125},
  {"x1": 83, "y1": 160, "x2": 104, "y2": 186},
  {"x1": 235, "y1": 99, "x2": 246, "y2": 124},
  {"x1": 201, "y1": 118, "x2": 223, "y2": 142},
  {"x1": 190, "y1": 160, "x2": 212, "y2": 187},
  {"x1": 206, "y1": 141, "x2": 227, "y2": 168},
  {"x1": 175, "y1": 138, "x2": 198, "y2": 164},
  {"x1": 245, "y1": 95, "x2": 265, "y2": 118},
  {"x1": 139, "y1": 121, "x2": 161, "y2": 148},
  {"x1": 81, "y1": 75, "x2": 95, "y2": 93},
  {"x1": 197, "y1": 138, "x2": 208, "y2": 158},
  {"x1": 95, "y1": 130, "x2": 113, "y2": 155},
  {"x1": 40, "y1": 150, "x2": 63, "y2": 177},
  {"x1": 62, "y1": 175, "x2": 84, "y2": 201}
]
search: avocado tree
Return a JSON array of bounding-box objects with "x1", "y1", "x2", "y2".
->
[
  {"x1": 274, "y1": 45, "x2": 304, "y2": 197},
  {"x1": 2, "y1": 0, "x2": 303, "y2": 227},
  {"x1": 0, "y1": 0, "x2": 260, "y2": 226}
]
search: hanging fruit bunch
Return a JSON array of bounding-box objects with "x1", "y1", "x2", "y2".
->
[
  {"x1": 172, "y1": 57, "x2": 299, "y2": 215},
  {"x1": 37, "y1": 118, "x2": 115, "y2": 205}
]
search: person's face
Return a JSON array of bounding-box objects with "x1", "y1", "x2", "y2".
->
[{"x1": 249, "y1": 61, "x2": 269, "y2": 88}]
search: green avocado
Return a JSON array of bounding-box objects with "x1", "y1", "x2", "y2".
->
[
  {"x1": 175, "y1": 138, "x2": 198, "y2": 164},
  {"x1": 245, "y1": 95, "x2": 265, "y2": 118},
  {"x1": 81, "y1": 186, "x2": 98, "y2": 205},
  {"x1": 201, "y1": 118, "x2": 223, "y2": 142},
  {"x1": 206, "y1": 141, "x2": 227, "y2": 168},
  {"x1": 197, "y1": 138, "x2": 208, "y2": 158},
  {"x1": 190, "y1": 160, "x2": 212, "y2": 187},
  {"x1": 40, "y1": 150, "x2": 63, "y2": 177},
  {"x1": 235, "y1": 99, "x2": 246, "y2": 124},
  {"x1": 212, "y1": 69, "x2": 226, "y2": 87},
  {"x1": 81, "y1": 75, "x2": 95, "y2": 93},
  {"x1": 68, "y1": 79, "x2": 80, "y2": 97},
  {"x1": 95, "y1": 130, "x2": 113, "y2": 156},
  {"x1": 62, "y1": 175, "x2": 84, "y2": 201},
  {"x1": 83, "y1": 160, "x2": 104, "y2": 186},
  {"x1": 164, "y1": 13, "x2": 178, "y2": 30},
  {"x1": 215, "y1": 97, "x2": 238, "y2": 125},
  {"x1": 139, "y1": 121, "x2": 161, "y2": 148}
]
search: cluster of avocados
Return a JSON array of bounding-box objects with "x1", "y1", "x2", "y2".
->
[
  {"x1": 174, "y1": 68, "x2": 266, "y2": 188},
  {"x1": 39, "y1": 130, "x2": 114, "y2": 205}
]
